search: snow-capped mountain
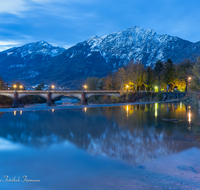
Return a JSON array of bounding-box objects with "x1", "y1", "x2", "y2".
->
[
  {"x1": 2, "y1": 40, "x2": 65, "y2": 58},
  {"x1": 84, "y1": 26, "x2": 192, "y2": 66},
  {"x1": 0, "y1": 26, "x2": 200, "y2": 88},
  {"x1": 0, "y1": 41, "x2": 65, "y2": 81}
]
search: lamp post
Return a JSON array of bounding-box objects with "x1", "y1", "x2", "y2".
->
[
  {"x1": 126, "y1": 85, "x2": 129, "y2": 92},
  {"x1": 20, "y1": 85, "x2": 23, "y2": 90},
  {"x1": 83, "y1": 85, "x2": 87, "y2": 90},
  {"x1": 81, "y1": 85, "x2": 87, "y2": 105},
  {"x1": 51, "y1": 85, "x2": 55, "y2": 90},
  {"x1": 13, "y1": 84, "x2": 17, "y2": 90},
  {"x1": 185, "y1": 77, "x2": 192, "y2": 92}
]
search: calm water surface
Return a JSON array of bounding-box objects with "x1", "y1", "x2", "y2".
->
[{"x1": 0, "y1": 103, "x2": 200, "y2": 190}]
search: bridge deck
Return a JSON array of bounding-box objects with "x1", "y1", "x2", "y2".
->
[{"x1": 0, "y1": 90, "x2": 121, "y2": 94}]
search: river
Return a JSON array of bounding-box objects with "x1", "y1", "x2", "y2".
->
[{"x1": 0, "y1": 102, "x2": 199, "y2": 189}]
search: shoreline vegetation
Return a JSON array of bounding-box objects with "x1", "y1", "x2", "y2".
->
[
  {"x1": 86, "y1": 92, "x2": 186, "y2": 104},
  {"x1": 83, "y1": 57, "x2": 200, "y2": 107},
  {"x1": 84, "y1": 58, "x2": 195, "y2": 93}
]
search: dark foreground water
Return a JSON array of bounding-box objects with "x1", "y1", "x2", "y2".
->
[{"x1": 0, "y1": 103, "x2": 200, "y2": 190}]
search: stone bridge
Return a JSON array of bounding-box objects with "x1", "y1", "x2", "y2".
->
[{"x1": 0, "y1": 90, "x2": 121, "y2": 108}]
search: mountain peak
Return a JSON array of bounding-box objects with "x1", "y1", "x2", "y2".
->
[
  {"x1": 23, "y1": 40, "x2": 52, "y2": 48},
  {"x1": 3, "y1": 41, "x2": 65, "y2": 58},
  {"x1": 38, "y1": 40, "x2": 47, "y2": 44}
]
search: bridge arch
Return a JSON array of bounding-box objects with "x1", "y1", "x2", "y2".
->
[
  {"x1": 51, "y1": 94, "x2": 82, "y2": 100},
  {"x1": 0, "y1": 93, "x2": 14, "y2": 100},
  {"x1": 18, "y1": 94, "x2": 47, "y2": 100}
]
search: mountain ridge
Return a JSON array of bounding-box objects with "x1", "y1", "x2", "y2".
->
[{"x1": 0, "y1": 26, "x2": 199, "y2": 88}]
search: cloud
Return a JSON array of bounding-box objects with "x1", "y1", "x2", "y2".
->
[
  {"x1": 0, "y1": 41, "x2": 20, "y2": 46},
  {"x1": 0, "y1": 0, "x2": 200, "y2": 51},
  {"x1": 0, "y1": 0, "x2": 29, "y2": 16},
  {"x1": 31, "y1": 0, "x2": 94, "y2": 5},
  {"x1": 0, "y1": 41, "x2": 23, "y2": 51}
]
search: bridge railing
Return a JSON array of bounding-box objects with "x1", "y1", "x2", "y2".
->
[
  {"x1": 0, "y1": 90, "x2": 187, "y2": 93},
  {"x1": 0, "y1": 90, "x2": 122, "y2": 93}
]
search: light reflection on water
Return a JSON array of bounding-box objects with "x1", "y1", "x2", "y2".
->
[
  {"x1": 0, "y1": 103, "x2": 200, "y2": 189},
  {"x1": 1, "y1": 102, "x2": 199, "y2": 160}
]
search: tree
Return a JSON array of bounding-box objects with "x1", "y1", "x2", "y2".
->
[
  {"x1": 163, "y1": 59, "x2": 175, "y2": 89},
  {"x1": 86, "y1": 77, "x2": 99, "y2": 90},
  {"x1": 114, "y1": 67, "x2": 126, "y2": 90},
  {"x1": 135, "y1": 62, "x2": 146, "y2": 90},
  {"x1": 96, "y1": 78, "x2": 104, "y2": 90},
  {"x1": 36, "y1": 83, "x2": 45, "y2": 90},
  {"x1": 126, "y1": 61, "x2": 135, "y2": 90},
  {"x1": 126, "y1": 60, "x2": 146, "y2": 91},
  {"x1": 192, "y1": 57, "x2": 200, "y2": 85},
  {"x1": 0, "y1": 76, "x2": 5, "y2": 90},
  {"x1": 153, "y1": 60, "x2": 163, "y2": 92},
  {"x1": 145, "y1": 66, "x2": 154, "y2": 91},
  {"x1": 176, "y1": 59, "x2": 194, "y2": 92},
  {"x1": 104, "y1": 74, "x2": 114, "y2": 90},
  {"x1": 173, "y1": 79, "x2": 186, "y2": 92}
]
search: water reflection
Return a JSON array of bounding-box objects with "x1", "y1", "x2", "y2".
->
[
  {"x1": 155, "y1": 103, "x2": 158, "y2": 117},
  {"x1": 188, "y1": 112, "x2": 191, "y2": 123},
  {"x1": 126, "y1": 105, "x2": 129, "y2": 117},
  {"x1": 0, "y1": 103, "x2": 199, "y2": 164}
]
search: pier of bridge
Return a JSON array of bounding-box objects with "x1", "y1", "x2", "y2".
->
[{"x1": 0, "y1": 90, "x2": 121, "y2": 108}]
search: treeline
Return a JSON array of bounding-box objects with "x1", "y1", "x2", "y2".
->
[{"x1": 86, "y1": 58, "x2": 200, "y2": 92}]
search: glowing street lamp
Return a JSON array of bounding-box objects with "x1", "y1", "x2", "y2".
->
[
  {"x1": 126, "y1": 85, "x2": 129, "y2": 89},
  {"x1": 20, "y1": 85, "x2": 23, "y2": 89},
  {"x1": 188, "y1": 77, "x2": 191, "y2": 81},
  {"x1": 51, "y1": 85, "x2": 55, "y2": 89},
  {"x1": 83, "y1": 85, "x2": 87, "y2": 89},
  {"x1": 13, "y1": 84, "x2": 17, "y2": 89},
  {"x1": 155, "y1": 86, "x2": 158, "y2": 92}
]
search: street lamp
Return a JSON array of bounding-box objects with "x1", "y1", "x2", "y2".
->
[
  {"x1": 51, "y1": 85, "x2": 55, "y2": 89},
  {"x1": 155, "y1": 86, "x2": 158, "y2": 92},
  {"x1": 188, "y1": 77, "x2": 191, "y2": 81},
  {"x1": 13, "y1": 84, "x2": 17, "y2": 89},
  {"x1": 20, "y1": 85, "x2": 23, "y2": 89},
  {"x1": 83, "y1": 85, "x2": 87, "y2": 89},
  {"x1": 126, "y1": 85, "x2": 129, "y2": 92}
]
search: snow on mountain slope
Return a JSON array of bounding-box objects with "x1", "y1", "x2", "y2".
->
[
  {"x1": 0, "y1": 41, "x2": 65, "y2": 81},
  {"x1": 66, "y1": 26, "x2": 192, "y2": 67},
  {"x1": 2, "y1": 40, "x2": 65, "y2": 58}
]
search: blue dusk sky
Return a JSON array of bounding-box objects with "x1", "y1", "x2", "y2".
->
[{"x1": 0, "y1": 0, "x2": 200, "y2": 51}]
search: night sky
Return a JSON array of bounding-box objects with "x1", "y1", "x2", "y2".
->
[{"x1": 0, "y1": 0, "x2": 199, "y2": 51}]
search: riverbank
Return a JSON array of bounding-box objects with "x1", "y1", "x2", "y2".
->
[{"x1": 0, "y1": 99, "x2": 181, "y2": 113}]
